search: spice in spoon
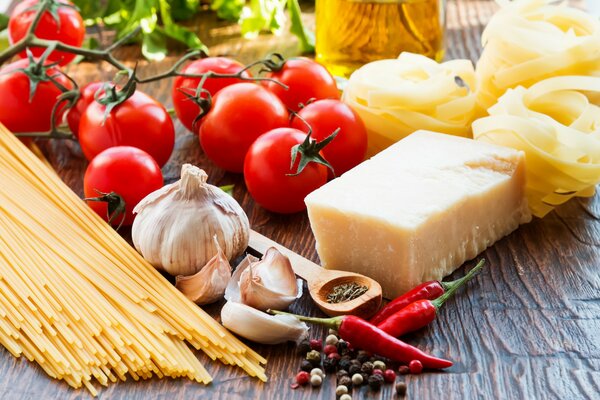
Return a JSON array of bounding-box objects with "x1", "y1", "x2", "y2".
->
[{"x1": 327, "y1": 282, "x2": 368, "y2": 303}]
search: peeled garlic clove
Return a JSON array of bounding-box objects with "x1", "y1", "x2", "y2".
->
[
  {"x1": 224, "y1": 254, "x2": 258, "y2": 302},
  {"x1": 132, "y1": 164, "x2": 249, "y2": 276},
  {"x1": 175, "y1": 237, "x2": 232, "y2": 305},
  {"x1": 221, "y1": 301, "x2": 309, "y2": 345},
  {"x1": 238, "y1": 247, "x2": 302, "y2": 311}
]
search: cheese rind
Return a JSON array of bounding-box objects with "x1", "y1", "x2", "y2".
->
[{"x1": 305, "y1": 130, "x2": 531, "y2": 299}]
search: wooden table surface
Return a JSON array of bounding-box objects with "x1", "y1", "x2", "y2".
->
[{"x1": 2, "y1": 1, "x2": 600, "y2": 399}]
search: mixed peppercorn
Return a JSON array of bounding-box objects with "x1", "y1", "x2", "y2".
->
[{"x1": 282, "y1": 259, "x2": 486, "y2": 398}]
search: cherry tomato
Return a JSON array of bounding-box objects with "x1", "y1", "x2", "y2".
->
[
  {"x1": 0, "y1": 58, "x2": 72, "y2": 133},
  {"x1": 79, "y1": 90, "x2": 175, "y2": 167},
  {"x1": 84, "y1": 146, "x2": 163, "y2": 226},
  {"x1": 8, "y1": 0, "x2": 85, "y2": 66},
  {"x1": 263, "y1": 58, "x2": 339, "y2": 111},
  {"x1": 244, "y1": 128, "x2": 328, "y2": 214},
  {"x1": 172, "y1": 57, "x2": 251, "y2": 132},
  {"x1": 66, "y1": 81, "x2": 104, "y2": 138},
  {"x1": 199, "y1": 83, "x2": 288, "y2": 173},
  {"x1": 291, "y1": 99, "x2": 367, "y2": 176}
]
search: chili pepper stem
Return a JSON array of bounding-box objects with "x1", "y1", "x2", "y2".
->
[
  {"x1": 432, "y1": 259, "x2": 485, "y2": 309},
  {"x1": 268, "y1": 309, "x2": 344, "y2": 331}
]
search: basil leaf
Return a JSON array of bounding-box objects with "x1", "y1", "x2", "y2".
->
[
  {"x1": 142, "y1": 30, "x2": 168, "y2": 61},
  {"x1": 287, "y1": 0, "x2": 314, "y2": 53},
  {"x1": 0, "y1": 13, "x2": 9, "y2": 31},
  {"x1": 210, "y1": 0, "x2": 244, "y2": 22}
]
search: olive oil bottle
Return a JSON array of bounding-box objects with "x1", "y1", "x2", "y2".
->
[{"x1": 316, "y1": 0, "x2": 445, "y2": 77}]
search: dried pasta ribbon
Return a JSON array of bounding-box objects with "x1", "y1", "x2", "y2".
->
[
  {"x1": 343, "y1": 52, "x2": 477, "y2": 156},
  {"x1": 476, "y1": 0, "x2": 600, "y2": 110},
  {"x1": 473, "y1": 76, "x2": 600, "y2": 217}
]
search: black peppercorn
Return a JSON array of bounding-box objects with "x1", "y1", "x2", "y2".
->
[
  {"x1": 396, "y1": 381, "x2": 407, "y2": 396},
  {"x1": 323, "y1": 356, "x2": 338, "y2": 373},
  {"x1": 361, "y1": 361, "x2": 374, "y2": 375},
  {"x1": 357, "y1": 350, "x2": 370, "y2": 364},
  {"x1": 337, "y1": 340, "x2": 348, "y2": 352},
  {"x1": 300, "y1": 360, "x2": 313, "y2": 372},
  {"x1": 368, "y1": 374, "x2": 384, "y2": 391},
  {"x1": 297, "y1": 339, "x2": 311, "y2": 355},
  {"x1": 339, "y1": 358, "x2": 351, "y2": 371},
  {"x1": 361, "y1": 372, "x2": 370, "y2": 383},
  {"x1": 348, "y1": 364, "x2": 361, "y2": 375},
  {"x1": 338, "y1": 375, "x2": 352, "y2": 388},
  {"x1": 336, "y1": 369, "x2": 349, "y2": 380}
]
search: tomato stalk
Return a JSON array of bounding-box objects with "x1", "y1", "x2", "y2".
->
[{"x1": 83, "y1": 190, "x2": 127, "y2": 230}]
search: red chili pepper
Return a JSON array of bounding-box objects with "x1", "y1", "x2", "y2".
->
[
  {"x1": 370, "y1": 259, "x2": 485, "y2": 325},
  {"x1": 377, "y1": 260, "x2": 484, "y2": 337},
  {"x1": 268, "y1": 311, "x2": 453, "y2": 370}
]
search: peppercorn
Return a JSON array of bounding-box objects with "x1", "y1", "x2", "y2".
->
[
  {"x1": 297, "y1": 339, "x2": 311, "y2": 355},
  {"x1": 310, "y1": 339, "x2": 322, "y2": 352},
  {"x1": 310, "y1": 367, "x2": 325, "y2": 378},
  {"x1": 310, "y1": 374, "x2": 322, "y2": 387},
  {"x1": 325, "y1": 334, "x2": 339, "y2": 346},
  {"x1": 398, "y1": 365, "x2": 410, "y2": 375},
  {"x1": 328, "y1": 328, "x2": 339, "y2": 336},
  {"x1": 306, "y1": 350, "x2": 321, "y2": 366},
  {"x1": 300, "y1": 360, "x2": 313, "y2": 372},
  {"x1": 295, "y1": 371, "x2": 310, "y2": 385},
  {"x1": 336, "y1": 385, "x2": 349, "y2": 396},
  {"x1": 360, "y1": 372, "x2": 370, "y2": 383},
  {"x1": 361, "y1": 361, "x2": 374, "y2": 375},
  {"x1": 328, "y1": 352, "x2": 341, "y2": 361},
  {"x1": 338, "y1": 375, "x2": 352, "y2": 388},
  {"x1": 396, "y1": 382, "x2": 407, "y2": 396},
  {"x1": 340, "y1": 395, "x2": 352, "y2": 400},
  {"x1": 409, "y1": 359, "x2": 423, "y2": 374},
  {"x1": 368, "y1": 374, "x2": 384, "y2": 391},
  {"x1": 372, "y1": 369, "x2": 384, "y2": 377},
  {"x1": 373, "y1": 360, "x2": 387, "y2": 371},
  {"x1": 324, "y1": 344, "x2": 338, "y2": 355},
  {"x1": 348, "y1": 364, "x2": 361, "y2": 375},
  {"x1": 337, "y1": 339, "x2": 348, "y2": 352},
  {"x1": 323, "y1": 356, "x2": 337, "y2": 373},
  {"x1": 356, "y1": 350, "x2": 370, "y2": 363},
  {"x1": 339, "y1": 358, "x2": 351, "y2": 371},
  {"x1": 336, "y1": 369, "x2": 349, "y2": 380},
  {"x1": 351, "y1": 373, "x2": 363, "y2": 386},
  {"x1": 383, "y1": 369, "x2": 396, "y2": 383}
]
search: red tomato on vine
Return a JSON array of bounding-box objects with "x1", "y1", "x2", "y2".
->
[
  {"x1": 0, "y1": 57, "x2": 72, "y2": 133},
  {"x1": 79, "y1": 84, "x2": 175, "y2": 167},
  {"x1": 8, "y1": 0, "x2": 85, "y2": 66},
  {"x1": 244, "y1": 127, "x2": 336, "y2": 214},
  {"x1": 84, "y1": 146, "x2": 164, "y2": 227},
  {"x1": 172, "y1": 57, "x2": 251, "y2": 132},
  {"x1": 66, "y1": 81, "x2": 104, "y2": 138}
]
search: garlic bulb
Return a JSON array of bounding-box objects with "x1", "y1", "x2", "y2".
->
[
  {"x1": 175, "y1": 237, "x2": 232, "y2": 305},
  {"x1": 225, "y1": 248, "x2": 302, "y2": 311},
  {"x1": 221, "y1": 301, "x2": 309, "y2": 345},
  {"x1": 132, "y1": 164, "x2": 249, "y2": 276}
]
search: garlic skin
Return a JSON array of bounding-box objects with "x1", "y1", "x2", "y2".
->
[
  {"x1": 175, "y1": 237, "x2": 232, "y2": 305},
  {"x1": 225, "y1": 248, "x2": 302, "y2": 311},
  {"x1": 220, "y1": 301, "x2": 309, "y2": 345},
  {"x1": 132, "y1": 164, "x2": 249, "y2": 276}
]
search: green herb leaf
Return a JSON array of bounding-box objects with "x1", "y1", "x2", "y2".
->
[
  {"x1": 142, "y1": 30, "x2": 168, "y2": 61},
  {"x1": 240, "y1": 0, "x2": 287, "y2": 39},
  {"x1": 170, "y1": 0, "x2": 200, "y2": 21},
  {"x1": 287, "y1": 0, "x2": 314, "y2": 53},
  {"x1": 0, "y1": 13, "x2": 9, "y2": 31},
  {"x1": 219, "y1": 184, "x2": 235, "y2": 196},
  {"x1": 210, "y1": 0, "x2": 244, "y2": 21}
]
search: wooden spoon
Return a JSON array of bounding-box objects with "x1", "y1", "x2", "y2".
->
[{"x1": 248, "y1": 230, "x2": 382, "y2": 319}]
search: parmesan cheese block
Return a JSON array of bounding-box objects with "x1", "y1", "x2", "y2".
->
[{"x1": 305, "y1": 130, "x2": 531, "y2": 299}]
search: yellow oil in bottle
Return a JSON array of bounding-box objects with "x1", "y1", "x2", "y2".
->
[{"x1": 316, "y1": 0, "x2": 445, "y2": 77}]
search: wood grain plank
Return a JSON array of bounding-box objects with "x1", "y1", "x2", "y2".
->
[{"x1": 1, "y1": 1, "x2": 599, "y2": 399}]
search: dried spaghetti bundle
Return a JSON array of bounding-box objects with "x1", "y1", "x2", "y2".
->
[{"x1": 0, "y1": 125, "x2": 266, "y2": 395}]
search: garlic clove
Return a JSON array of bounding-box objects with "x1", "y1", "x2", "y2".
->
[
  {"x1": 234, "y1": 247, "x2": 302, "y2": 311},
  {"x1": 132, "y1": 164, "x2": 250, "y2": 276},
  {"x1": 220, "y1": 301, "x2": 309, "y2": 345},
  {"x1": 175, "y1": 237, "x2": 232, "y2": 305},
  {"x1": 225, "y1": 254, "x2": 258, "y2": 302}
]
